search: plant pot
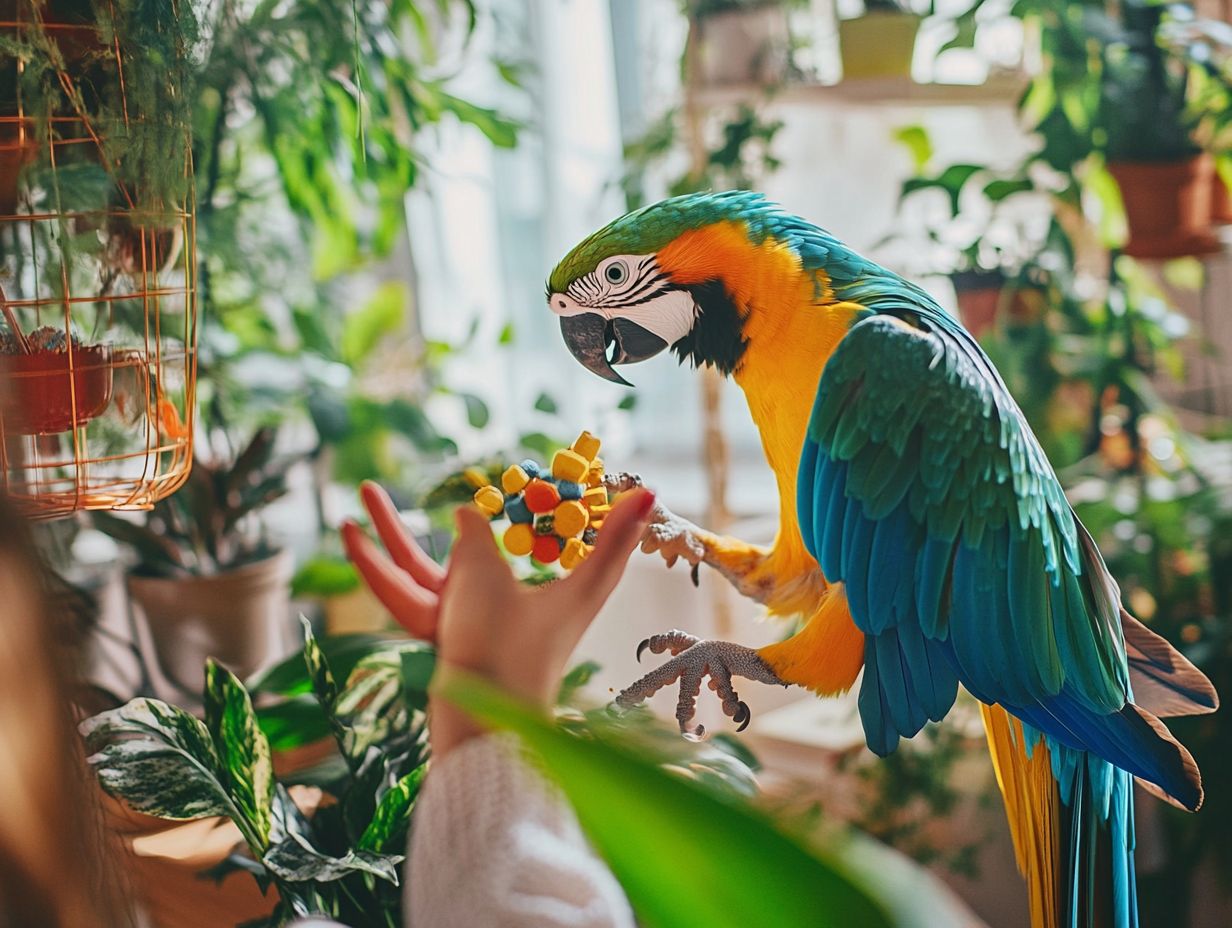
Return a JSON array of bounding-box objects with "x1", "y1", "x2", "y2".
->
[
  {"x1": 0, "y1": 344, "x2": 114, "y2": 434},
  {"x1": 838, "y1": 13, "x2": 922, "y2": 81},
  {"x1": 1211, "y1": 175, "x2": 1232, "y2": 226},
  {"x1": 697, "y1": 7, "x2": 791, "y2": 87},
  {"x1": 1106, "y1": 155, "x2": 1220, "y2": 259},
  {"x1": 950, "y1": 270, "x2": 1005, "y2": 338},
  {"x1": 128, "y1": 549, "x2": 294, "y2": 694}
]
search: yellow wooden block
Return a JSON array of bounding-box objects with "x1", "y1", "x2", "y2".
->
[
  {"x1": 464, "y1": 467, "x2": 491, "y2": 490},
  {"x1": 560, "y1": 538, "x2": 591, "y2": 570},
  {"x1": 586, "y1": 457, "x2": 605, "y2": 487},
  {"x1": 551, "y1": 448, "x2": 589, "y2": 482},
  {"x1": 501, "y1": 464, "x2": 530, "y2": 495},
  {"x1": 553, "y1": 500, "x2": 589, "y2": 538},
  {"x1": 473, "y1": 485, "x2": 504, "y2": 516},
  {"x1": 582, "y1": 486, "x2": 608, "y2": 509},
  {"x1": 570, "y1": 430, "x2": 602, "y2": 462},
  {"x1": 503, "y1": 522, "x2": 535, "y2": 557}
]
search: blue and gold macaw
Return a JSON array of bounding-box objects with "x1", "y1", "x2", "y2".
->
[{"x1": 547, "y1": 191, "x2": 1217, "y2": 928}]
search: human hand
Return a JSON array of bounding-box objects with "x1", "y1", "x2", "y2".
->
[{"x1": 342, "y1": 482, "x2": 656, "y2": 755}]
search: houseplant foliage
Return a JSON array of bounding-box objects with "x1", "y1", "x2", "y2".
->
[
  {"x1": 0, "y1": 0, "x2": 202, "y2": 515},
  {"x1": 92, "y1": 428, "x2": 302, "y2": 691},
  {"x1": 86, "y1": 621, "x2": 898, "y2": 927},
  {"x1": 83, "y1": 621, "x2": 432, "y2": 927},
  {"x1": 1015, "y1": 0, "x2": 1221, "y2": 257},
  {"x1": 192, "y1": 0, "x2": 520, "y2": 503}
]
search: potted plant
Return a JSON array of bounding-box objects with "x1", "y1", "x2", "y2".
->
[
  {"x1": 690, "y1": 0, "x2": 797, "y2": 87},
  {"x1": 882, "y1": 131, "x2": 1041, "y2": 337},
  {"x1": 84, "y1": 624, "x2": 433, "y2": 926},
  {"x1": 0, "y1": 322, "x2": 114, "y2": 434},
  {"x1": 1102, "y1": 4, "x2": 1218, "y2": 258},
  {"x1": 93, "y1": 428, "x2": 299, "y2": 694},
  {"x1": 838, "y1": 1, "x2": 925, "y2": 81}
]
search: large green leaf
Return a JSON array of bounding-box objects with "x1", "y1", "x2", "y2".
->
[
  {"x1": 263, "y1": 832, "x2": 403, "y2": 884},
  {"x1": 205, "y1": 660, "x2": 276, "y2": 850},
  {"x1": 443, "y1": 675, "x2": 894, "y2": 928},
  {"x1": 341, "y1": 281, "x2": 408, "y2": 365},
  {"x1": 81, "y1": 699, "x2": 235, "y2": 822},
  {"x1": 358, "y1": 766, "x2": 427, "y2": 854},
  {"x1": 249, "y1": 633, "x2": 408, "y2": 697}
]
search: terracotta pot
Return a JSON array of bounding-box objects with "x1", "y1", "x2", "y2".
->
[
  {"x1": 0, "y1": 344, "x2": 114, "y2": 434},
  {"x1": 839, "y1": 12, "x2": 922, "y2": 81},
  {"x1": 697, "y1": 7, "x2": 791, "y2": 86},
  {"x1": 950, "y1": 270, "x2": 1005, "y2": 338},
  {"x1": 1211, "y1": 174, "x2": 1232, "y2": 226},
  {"x1": 128, "y1": 550, "x2": 294, "y2": 694},
  {"x1": 1106, "y1": 155, "x2": 1220, "y2": 259}
]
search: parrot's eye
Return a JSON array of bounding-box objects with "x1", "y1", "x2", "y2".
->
[{"x1": 604, "y1": 261, "x2": 629, "y2": 285}]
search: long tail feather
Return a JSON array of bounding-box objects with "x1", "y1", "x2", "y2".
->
[
  {"x1": 981, "y1": 704, "x2": 1061, "y2": 928},
  {"x1": 981, "y1": 704, "x2": 1139, "y2": 928}
]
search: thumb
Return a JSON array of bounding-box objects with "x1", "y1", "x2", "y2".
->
[
  {"x1": 448, "y1": 505, "x2": 509, "y2": 585},
  {"x1": 560, "y1": 487, "x2": 655, "y2": 614}
]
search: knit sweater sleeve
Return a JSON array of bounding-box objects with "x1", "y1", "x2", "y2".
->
[{"x1": 406, "y1": 732, "x2": 636, "y2": 928}]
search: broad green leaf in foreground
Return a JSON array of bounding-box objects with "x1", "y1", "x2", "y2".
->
[{"x1": 444, "y1": 674, "x2": 894, "y2": 928}]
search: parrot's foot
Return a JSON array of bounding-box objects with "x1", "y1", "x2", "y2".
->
[
  {"x1": 640, "y1": 505, "x2": 707, "y2": 570},
  {"x1": 605, "y1": 472, "x2": 708, "y2": 581},
  {"x1": 615, "y1": 635, "x2": 785, "y2": 738}
]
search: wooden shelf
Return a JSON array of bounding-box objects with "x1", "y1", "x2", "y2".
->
[{"x1": 696, "y1": 73, "x2": 1027, "y2": 109}]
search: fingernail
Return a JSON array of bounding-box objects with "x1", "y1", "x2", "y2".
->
[{"x1": 635, "y1": 488, "x2": 656, "y2": 518}]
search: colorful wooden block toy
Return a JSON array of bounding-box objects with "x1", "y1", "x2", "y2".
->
[{"x1": 471, "y1": 430, "x2": 612, "y2": 569}]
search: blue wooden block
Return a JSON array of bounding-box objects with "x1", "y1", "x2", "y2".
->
[{"x1": 505, "y1": 495, "x2": 532, "y2": 524}]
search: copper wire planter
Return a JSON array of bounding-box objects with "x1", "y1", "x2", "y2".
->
[{"x1": 0, "y1": 1, "x2": 197, "y2": 519}]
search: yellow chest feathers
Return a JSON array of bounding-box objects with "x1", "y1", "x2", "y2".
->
[{"x1": 658, "y1": 222, "x2": 862, "y2": 603}]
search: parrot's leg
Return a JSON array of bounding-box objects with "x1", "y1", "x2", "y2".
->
[
  {"x1": 615, "y1": 632, "x2": 787, "y2": 738},
  {"x1": 605, "y1": 472, "x2": 778, "y2": 604}
]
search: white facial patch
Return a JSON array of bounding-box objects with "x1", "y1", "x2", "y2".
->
[
  {"x1": 548, "y1": 289, "x2": 698, "y2": 347},
  {"x1": 548, "y1": 253, "x2": 699, "y2": 347},
  {"x1": 615, "y1": 289, "x2": 698, "y2": 346}
]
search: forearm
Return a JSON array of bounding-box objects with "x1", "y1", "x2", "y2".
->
[{"x1": 407, "y1": 733, "x2": 635, "y2": 928}]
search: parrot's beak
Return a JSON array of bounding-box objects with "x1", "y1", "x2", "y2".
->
[{"x1": 559, "y1": 313, "x2": 667, "y2": 387}]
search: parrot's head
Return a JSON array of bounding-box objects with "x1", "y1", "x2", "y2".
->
[{"x1": 547, "y1": 190, "x2": 826, "y2": 386}]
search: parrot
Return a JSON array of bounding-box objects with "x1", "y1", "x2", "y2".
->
[{"x1": 545, "y1": 190, "x2": 1218, "y2": 928}]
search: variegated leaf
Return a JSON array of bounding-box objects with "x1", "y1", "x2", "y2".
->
[
  {"x1": 205, "y1": 660, "x2": 275, "y2": 850},
  {"x1": 80, "y1": 698, "x2": 235, "y2": 821},
  {"x1": 300, "y1": 617, "x2": 338, "y2": 708},
  {"x1": 358, "y1": 766, "x2": 426, "y2": 853},
  {"x1": 263, "y1": 831, "x2": 403, "y2": 884}
]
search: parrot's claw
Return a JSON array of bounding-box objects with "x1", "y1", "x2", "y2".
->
[
  {"x1": 639, "y1": 504, "x2": 707, "y2": 570},
  {"x1": 636, "y1": 629, "x2": 700, "y2": 663},
  {"x1": 615, "y1": 637, "x2": 783, "y2": 738}
]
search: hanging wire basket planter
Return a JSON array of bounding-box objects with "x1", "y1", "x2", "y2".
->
[{"x1": 0, "y1": 0, "x2": 198, "y2": 519}]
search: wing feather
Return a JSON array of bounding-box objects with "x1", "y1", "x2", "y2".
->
[{"x1": 798, "y1": 306, "x2": 1208, "y2": 811}]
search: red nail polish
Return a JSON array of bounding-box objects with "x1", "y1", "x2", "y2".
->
[{"x1": 635, "y1": 488, "x2": 656, "y2": 517}]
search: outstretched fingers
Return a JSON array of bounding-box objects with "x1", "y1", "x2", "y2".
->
[
  {"x1": 361, "y1": 481, "x2": 445, "y2": 592},
  {"x1": 342, "y1": 520, "x2": 438, "y2": 640}
]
